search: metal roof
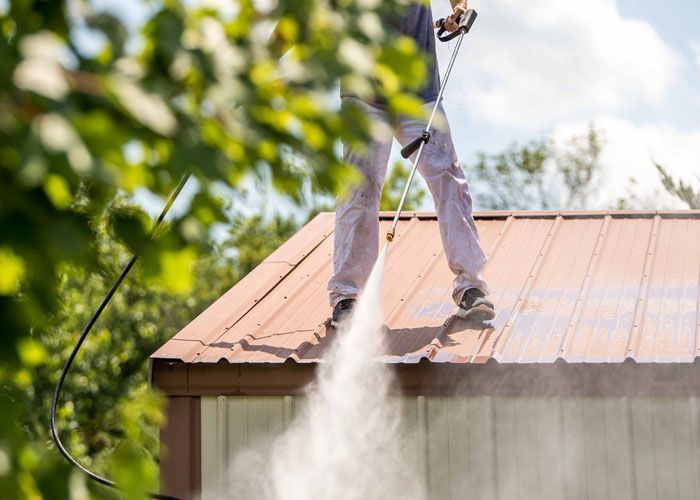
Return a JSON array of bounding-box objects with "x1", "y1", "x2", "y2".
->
[{"x1": 152, "y1": 210, "x2": 700, "y2": 365}]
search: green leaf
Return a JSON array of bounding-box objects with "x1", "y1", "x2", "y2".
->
[
  {"x1": 0, "y1": 248, "x2": 25, "y2": 295},
  {"x1": 158, "y1": 246, "x2": 198, "y2": 294},
  {"x1": 43, "y1": 174, "x2": 73, "y2": 209},
  {"x1": 17, "y1": 339, "x2": 48, "y2": 367}
]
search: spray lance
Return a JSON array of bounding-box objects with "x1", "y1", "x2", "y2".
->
[{"x1": 386, "y1": 9, "x2": 478, "y2": 243}]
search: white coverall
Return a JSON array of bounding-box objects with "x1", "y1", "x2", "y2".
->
[{"x1": 328, "y1": 96, "x2": 490, "y2": 307}]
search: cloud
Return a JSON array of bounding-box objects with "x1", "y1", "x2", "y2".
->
[
  {"x1": 435, "y1": 0, "x2": 683, "y2": 129},
  {"x1": 551, "y1": 116, "x2": 700, "y2": 208},
  {"x1": 690, "y1": 41, "x2": 700, "y2": 73}
]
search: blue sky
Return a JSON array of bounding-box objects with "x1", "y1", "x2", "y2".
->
[{"x1": 428, "y1": 0, "x2": 700, "y2": 209}]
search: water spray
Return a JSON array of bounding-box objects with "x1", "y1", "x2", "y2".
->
[{"x1": 386, "y1": 9, "x2": 478, "y2": 244}]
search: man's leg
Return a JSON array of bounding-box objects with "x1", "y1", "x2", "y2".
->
[
  {"x1": 396, "y1": 102, "x2": 490, "y2": 305},
  {"x1": 328, "y1": 98, "x2": 393, "y2": 307}
]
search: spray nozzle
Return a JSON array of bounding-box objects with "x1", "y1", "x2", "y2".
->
[{"x1": 386, "y1": 229, "x2": 395, "y2": 242}]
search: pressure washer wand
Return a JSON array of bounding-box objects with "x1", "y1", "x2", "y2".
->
[{"x1": 386, "y1": 9, "x2": 477, "y2": 243}]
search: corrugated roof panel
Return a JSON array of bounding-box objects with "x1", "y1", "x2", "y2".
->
[
  {"x1": 207, "y1": 234, "x2": 336, "y2": 363},
  {"x1": 636, "y1": 217, "x2": 700, "y2": 362},
  {"x1": 510, "y1": 217, "x2": 606, "y2": 363},
  {"x1": 152, "y1": 211, "x2": 700, "y2": 365},
  {"x1": 479, "y1": 217, "x2": 559, "y2": 362},
  {"x1": 566, "y1": 217, "x2": 654, "y2": 362},
  {"x1": 172, "y1": 261, "x2": 293, "y2": 343}
]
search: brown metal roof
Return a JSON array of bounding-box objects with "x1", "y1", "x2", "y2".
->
[{"x1": 152, "y1": 210, "x2": 700, "y2": 365}]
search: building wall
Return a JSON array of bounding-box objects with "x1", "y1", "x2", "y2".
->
[{"x1": 200, "y1": 396, "x2": 700, "y2": 500}]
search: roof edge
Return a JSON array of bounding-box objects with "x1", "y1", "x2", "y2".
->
[
  {"x1": 152, "y1": 359, "x2": 700, "y2": 397},
  {"x1": 375, "y1": 209, "x2": 700, "y2": 220}
]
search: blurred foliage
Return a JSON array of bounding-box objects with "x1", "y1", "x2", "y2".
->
[
  {"x1": 654, "y1": 162, "x2": 699, "y2": 209},
  {"x1": 10, "y1": 201, "x2": 300, "y2": 498},
  {"x1": 380, "y1": 160, "x2": 427, "y2": 211},
  {"x1": 465, "y1": 125, "x2": 603, "y2": 210},
  {"x1": 226, "y1": 212, "x2": 298, "y2": 275},
  {"x1": 1, "y1": 0, "x2": 426, "y2": 496}
]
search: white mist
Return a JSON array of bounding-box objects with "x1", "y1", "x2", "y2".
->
[{"x1": 230, "y1": 244, "x2": 424, "y2": 500}]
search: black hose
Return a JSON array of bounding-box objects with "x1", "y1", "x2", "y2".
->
[{"x1": 50, "y1": 173, "x2": 191, "y2": 500}]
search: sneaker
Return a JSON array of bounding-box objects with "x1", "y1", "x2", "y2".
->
[
  {"x1": 331, "y1": 298, "x2": 356, "y2": 327},
  {"x1": 457, "y1": 288, "x2": 495, "y2": 322}
]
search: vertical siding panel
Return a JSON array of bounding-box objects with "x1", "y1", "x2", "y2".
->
[
  {"x1": 515, "y1": 398, "x2": 540, "y2": 498},
  {"x1": 447, "y1": 397, "x2": 470, "y2": 499},
  {"x1": 227, "y1": 396, "x2": 247, "y2": 453},
  {"x1": 200, "y1": 397, "x2": 218, "y2": 500},
  {"x1": 426, "y1": 397, "x2": 450, "y2": 500},
  {"x1": 226, "y1": 395, "x2": 247, "y2": 498},
  {"x1": 604, "y1": 398, "x2": 633, "y2": 500},
  {"x1": 583, "y1": 399, "x2": 609, "y2": 499},
  {"x1": 291, "y1": 395, "x2": 304, "y2": 422},
  {"x1": 652, "y1": 399, "x2": 679, "y2": 500},
  {"x1": 467, "y1": 397, "x2": 495, "y2": 500},
  {"x1": 536, "y1": 398, "x2": 562, "y2": 500},
  {"x1": 672, "y1": 398, "x2": 695, "y2": 499},
  {"x1": 401, "y1": 396, "x2": 418, "y2": 456},
  {"x1": 417, "y1": 396, "x2": 429, "y2": 499},
  {"x1": 690, "y1": 397, "x2": 700, "y2": 498},
  {"x1": 283, "y1": 395, "x2": 293, "y2": 428},
  {"x1": 561, "y1": 398, "x2": 587, "y2": 500},
  {"x1": 493, "y1": 398, "x2": 518, "y2": 500},
  {"x1": 217, "y1": 395, "x2": 229, "y2": 495},
  {"x1": 400, "y1": 395, "x2": 425, "y2": 498},
  {"x1": 266, "y1": 397, "x2": 285, "y2": 436},
  {"x1": 630, "y1": 398, "x2": 658, "y2": 500},
  {"x1": 245, "y1": 398, "x2": 269, "y2": 448}
]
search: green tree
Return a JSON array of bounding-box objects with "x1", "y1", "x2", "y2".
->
[
  {"x1": 226, "y1": 213, "x2": 299, "y2": 276},
  {"x1": 466, "y1": 125, "x2": 603, "y2": 210},
  {"x1": 655, "y1": 162, "x2": 700, "y2": 209},
  {"x1": 380, "y1": 160, "x2": 427, "y2": 211},
  {"x1": 1, "y1": 0, "x2": 427, "y2": 495},
  {"x1": 17, "y1": 202, "x2": 299, "y2": 498}
]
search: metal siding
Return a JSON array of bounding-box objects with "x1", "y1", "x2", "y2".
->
[
  {"x1": 629, "y1": 398, "x2": 658, "y2": 500},
  {"x1": 154, "y1": 211, "x2": 700, "y2": 366},
  {"x1": 200, "y1": 396, "x2": 700, "y2": 499},
  {"x1": 426, "y1": 397, "x2": 451, "y2": 499},
  {"x1": 583, "y1": 398, "x2": 609, "y2": 499},
  {"x1": 537, "y1": 397, "x2": 563, "y2": 500},
  {"x1": 603, "y1": 398, "x2": 634, "y2": 500},
  {"x1": 493, "y1": 397, "x2": 518, "y2": 500},
  {"x1": 690, "y1": 397, "x2": 700, "y2": 496},
  {"x1": 200, "y1": 397, "x2": 218, "y2": 497},
  {"x1": 673, "y1": 398, "x2": 697, "y2": 499},
  {"x1": 466, "y1": 397, "x2": 496, "y2": 500}
]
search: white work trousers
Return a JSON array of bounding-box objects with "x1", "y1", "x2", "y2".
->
[{"x1": 328, "y1": 97, "x2": 490, "y2": 307}]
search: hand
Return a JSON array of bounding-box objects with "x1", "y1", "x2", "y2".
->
[{"x1": 445, "y1": 2, "x2": 467, "y2": 32}]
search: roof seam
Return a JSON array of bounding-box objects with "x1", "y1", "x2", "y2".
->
[
  {"x1": 626, "y1": 214, "x2": 662, "y2": 359},
  {"x1": 595, "y1": 217, "x2": 630, "y2": 362},
  {"x1": 671, "y1": 218, "x2": 697, "y2": 362},
  {"x1": 497, "y1": 215, "x2": 564, "y2": 362},
  {"x1": 464, "y1": 216, "x2": 515, "y2": 363},
  {"x1": 558, "y1": 215, "x2": 612, "y2": 360},
  {"x1": 194, "y1": 222, "x2": 334, "y2": 361},
  {"x1": 236, "y1": 246, "x2": 336, "y2": 363}
]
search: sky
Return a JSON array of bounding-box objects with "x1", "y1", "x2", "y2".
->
[
  {"x1": 432, "y1": 0, "x2": 700, "y2": 208},
  {"x1": 54, "y1": 0, "x2": 700, "y2": 215}
]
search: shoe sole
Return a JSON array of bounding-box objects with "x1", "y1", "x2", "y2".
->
[{"x1": 457, "y1": 303, "x2": 496, "y2": 322}]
